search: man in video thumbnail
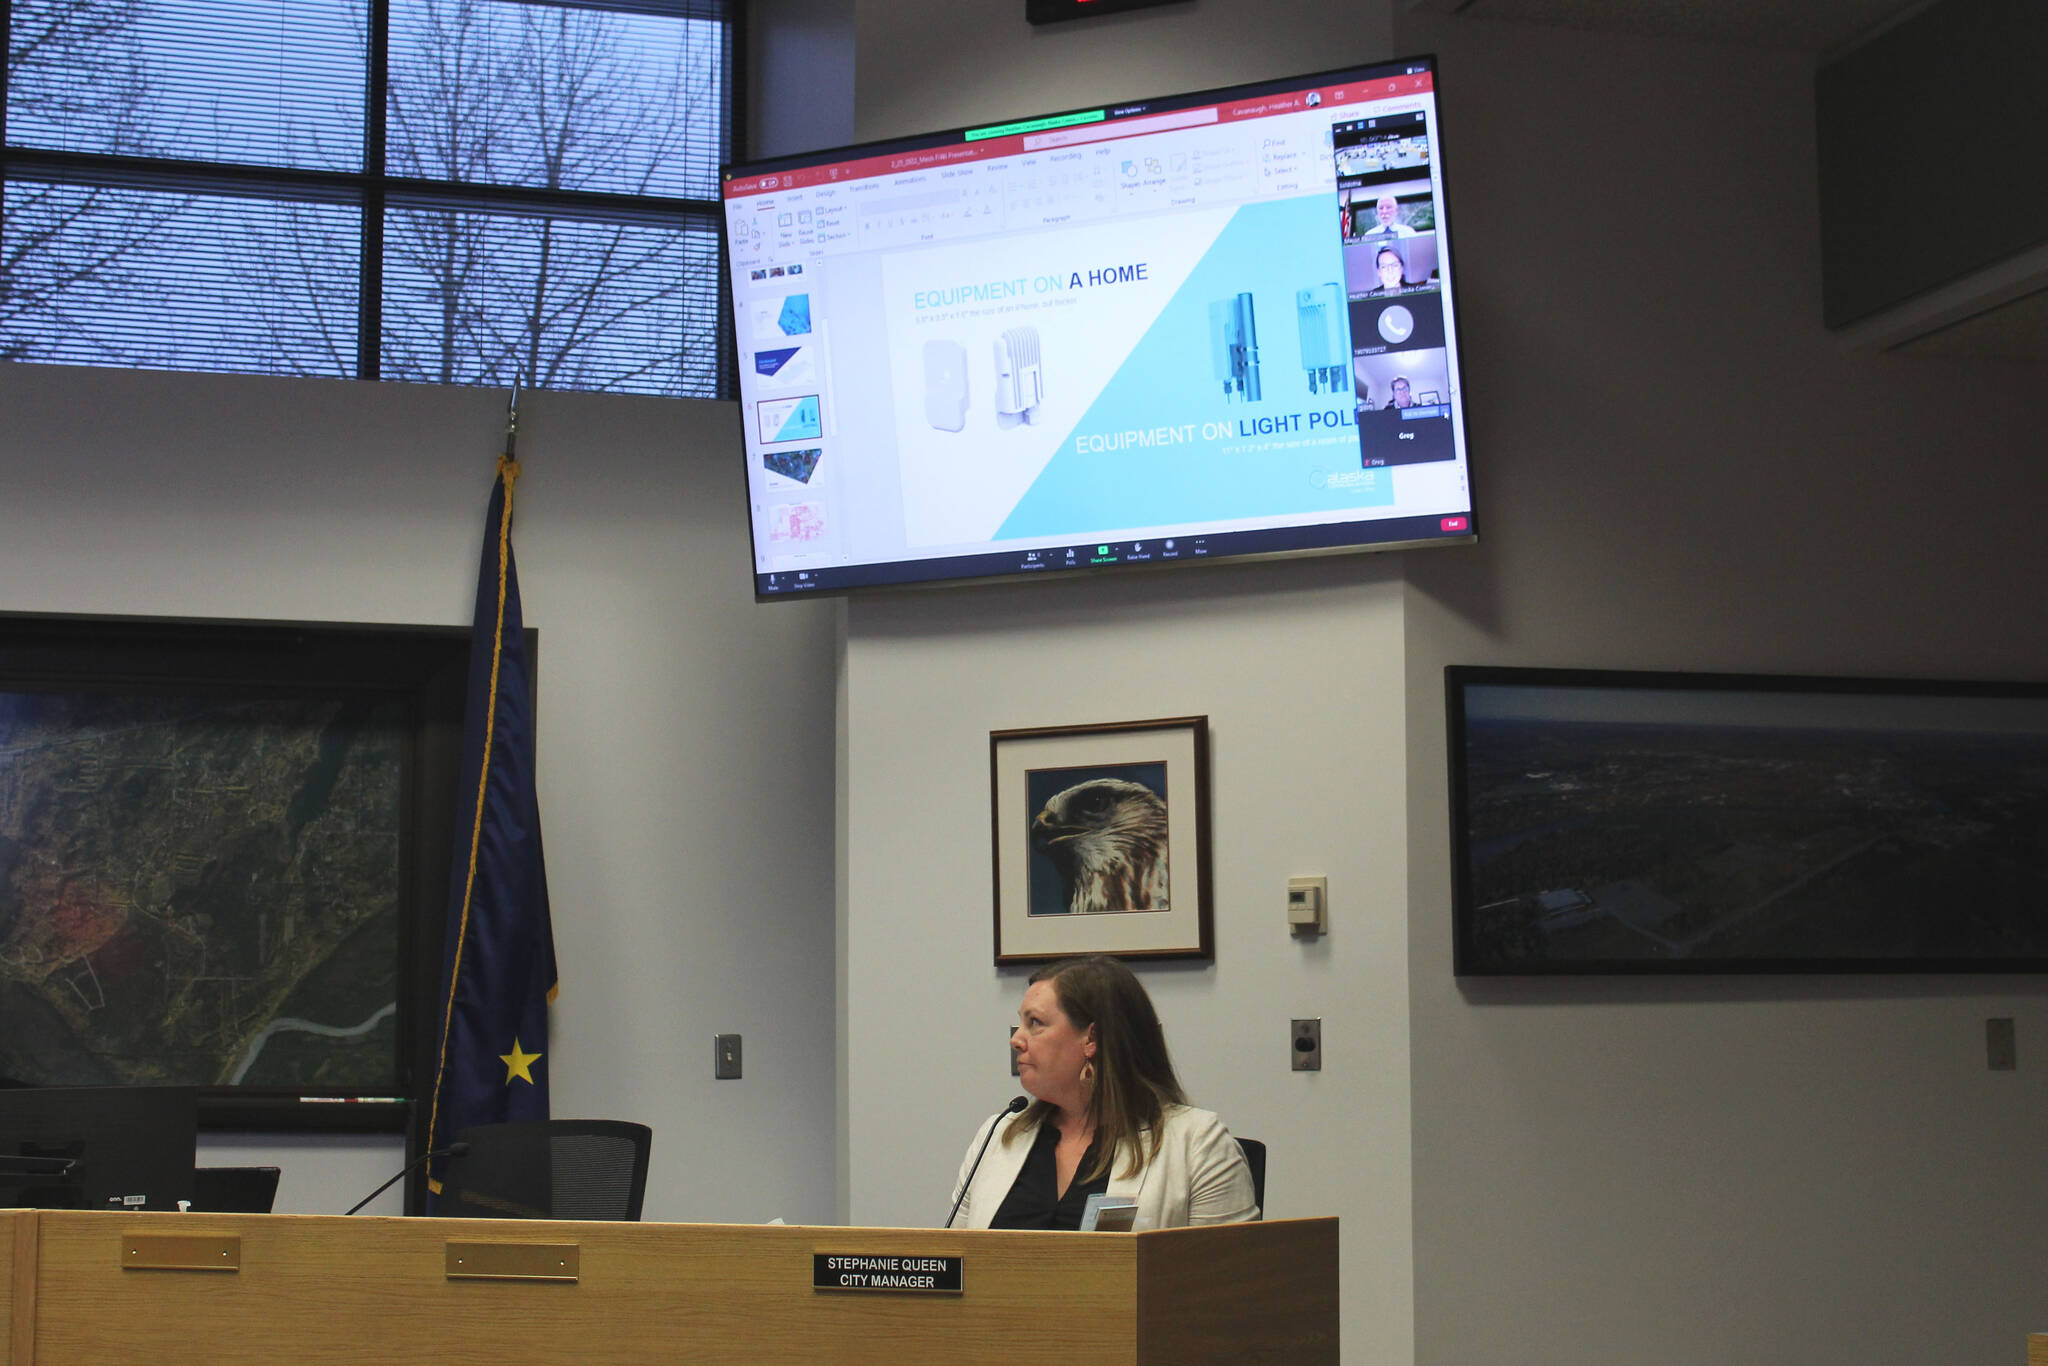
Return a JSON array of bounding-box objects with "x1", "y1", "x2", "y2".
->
[
  {"x1": 1354, "y1": 352, "x2": 1451, "y2": 468},
  {"x1": 1362, "y1": 193, "x2": 1415, "y2": 238}
]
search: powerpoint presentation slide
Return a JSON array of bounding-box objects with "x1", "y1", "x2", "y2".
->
[
  {"x1": 1345, "y1": 233, "x2": 1440, "y2": 297},
  {"x1": 1341, "y1": 179, "x2": 1434, "y2": 243},
  {"x1": 766, "y1": 500, "x2": 829, "y2": 546},
  {"x1": 1353, "y1": 348, "x2": 1454, "y2": 468},
  {"x1": 757, "y1": 393, "x2": 823, "y2": 444},
  {"x1": 751, "y1": 291, "x2": 812, "y2": 341},
  {"x1": 878, "y1": 193, "x2": 1393, "y2": 549},
  {"x1": 752, "y1": 342, "x2": 819, "y2": 389},
  {"x1": 1348, "y1": 291, "x2": 1445, "y2": 357},
  {"x1": 762, "y1": 446, "x2": 824, "y2": 488},
  {"x1": 880, "y1": 212, "x2": 1237, "y2": 546}
]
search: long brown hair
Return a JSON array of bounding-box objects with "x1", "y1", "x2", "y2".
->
[{"x1": 1006, "y1": 955, "x2": 1187, "y2": 1182}]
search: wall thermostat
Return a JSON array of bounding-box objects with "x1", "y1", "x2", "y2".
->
[{"x1": 1288, "y1": 876, "x2": 1327, "y2": 937}]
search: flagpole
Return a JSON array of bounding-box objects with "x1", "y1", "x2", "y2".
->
[
  {"x1": 503, "y1": 374, "x2": 521, "y2": 467},
  {"x1": 421, "y1": 372, "x2": 555, "y2": 1205}
]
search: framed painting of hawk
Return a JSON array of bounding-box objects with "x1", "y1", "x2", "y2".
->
[{"x1": 989, "y1": 715, "x2": 1213, "y2": 963}]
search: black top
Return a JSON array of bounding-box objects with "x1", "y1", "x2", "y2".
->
[{"x1": 989, "y1": 1121, "x2": 1111, "y2": 1230}]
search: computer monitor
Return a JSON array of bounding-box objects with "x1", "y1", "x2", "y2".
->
[
  {"x1": 0, "y1": 1086, "x2": 198, "y2": 1211},
  {"x1": 192, "y1": 1165, "x2": 282, "y2": 1214}
]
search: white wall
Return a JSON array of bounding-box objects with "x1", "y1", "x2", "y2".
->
[
  {"x1": 852, "y1": 0, "x2": 1394, "y2": 144},
  {"x1": 842, "y1": 563, "x2": 1417, "y2": 1366},
  {"x1": 1394, "y1": 12, "x2": 2048, "y2": 1366},
  {"x1": 837, "y1": 4, "x2": 2048, "y2": 1366},
  {"x1": 10, "y1": 2, "x2": 2045, "y2": 1358},
  {"x1": 0, "y1": 364, "x2": 840, "y2": 1224},
  {"x1": 838, "y1": 7, "x2": 1419, "y2": 1363},
  {"x1": 748, "y1": 0, "x2": 855, "y2": 159}
]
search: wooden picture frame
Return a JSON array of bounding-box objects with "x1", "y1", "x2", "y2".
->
[{"x1": 990, "y1": 716, "x2": 1212, "y2": 964}]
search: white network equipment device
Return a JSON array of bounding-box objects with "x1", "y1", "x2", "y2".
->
[
  {"x1": 923, "y1": 339, "x2": 970, "y2": 431},
  {"x1": 1209, "y1": 293, "x2": 1261, "y2": 402},
  {"x1": 993, "y1": 327, "x2": 1044, "y2": 428},
  {"x1": 1296, "y1": 283, "x2": 1348, "y2": 395}
]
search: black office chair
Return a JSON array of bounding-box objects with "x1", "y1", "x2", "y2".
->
[
  {"x1": 436, "y1": 1119, "x2": 652, "y2": 1221},
  {"x1": 1236, "y1": 1137, "x2": 1266, "y2": 1218}
]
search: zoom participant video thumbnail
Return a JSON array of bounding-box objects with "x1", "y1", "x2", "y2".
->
[
  {"x1": 1334, "y1": 111, "x2": 1451, "y2": 468},
  {"x1": 1335, "y1": 111, "x2": 1435, "y2": 258},
  {"x1": 1353, "y1": 349, "x2": 1453, "y2": 468},
  {"x1": 1350, "y1": 292, "x2": 1444, "y2": 358}
]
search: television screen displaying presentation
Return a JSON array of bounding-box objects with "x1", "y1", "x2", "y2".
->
[{"x1": 724, "y1": 56, "x2": 1473, "y2": 597}]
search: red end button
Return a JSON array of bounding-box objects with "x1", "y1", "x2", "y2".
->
[{"x1": 1440, "y1": 516, "x2": 1469, "y2": 533}]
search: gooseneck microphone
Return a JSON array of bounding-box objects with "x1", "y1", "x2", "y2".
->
[
  {"x1": 344, "y1": 1140, "x2": 471, "y2": 1216},
  {"x1": 945, "y1": 1096, "x2": 1028, "y2": 1229}
]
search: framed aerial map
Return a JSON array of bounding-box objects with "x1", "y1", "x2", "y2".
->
[
  {"x1": 0, "y1": 614, "x2": 472, "y2": 1130},
  {"x1": 1447, "y1": 665, "x2": 2048, "y2": 975}
]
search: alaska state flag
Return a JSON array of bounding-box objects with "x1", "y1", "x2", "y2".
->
[{"x1": 424, "y1": 454, "x2": 556, "y2": 1198}]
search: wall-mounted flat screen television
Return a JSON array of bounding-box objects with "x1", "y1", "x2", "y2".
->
[
  {"x1": 724, "y1": 57, "x2": 1473, "y2": 597},
  {"x1": 1446, "y1": 666, "x2": 2048, "y2": 975}
]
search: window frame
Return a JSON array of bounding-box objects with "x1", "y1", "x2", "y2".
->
[{"x1": 0, "y1": 0, "x2": 741, "y2": 396}]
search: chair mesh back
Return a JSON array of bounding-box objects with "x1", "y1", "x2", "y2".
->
[
  {"x1": 549, "y1": 1131, "x2": 645, "y2": 1220},
  {"x1": 438, "y1": 1119, "x2": 651, "y2": 1221}
]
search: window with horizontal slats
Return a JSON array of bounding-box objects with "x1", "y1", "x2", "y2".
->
[
  {"x1": 3, "y1": 179, "x2": 361, "y2": 371},
  {"x1": 382, "y1": 201, "x2": 720, "y2": 393},
  {"x1": 2, "y1": 0, "x2": 732, "y2": 395}
]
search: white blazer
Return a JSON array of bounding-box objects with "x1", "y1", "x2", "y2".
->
[{"x1": 947, "y1": 1103, "x2": 1259, "y2": 1231}]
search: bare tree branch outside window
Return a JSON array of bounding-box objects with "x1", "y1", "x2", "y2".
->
[
  {"x1": 379, "y1": 0, "x2": 723, "y2": 394},
  {"x1": 2, "y1": 0, "x2": 187, "y2": 364},
  {"x1": 2, "y1": 0, "x2": 729, "y2": 393}
]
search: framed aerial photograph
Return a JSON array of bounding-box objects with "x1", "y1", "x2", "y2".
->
[
  {"x1": 1447, "y1": 665, "x2": 2048, "y2": 975},
  {"x1": 990, "y1": 716, "x2": 1212, "y2": 964},
  {"x1": 0, "y1": 612, "x2": 476, "y2": 1130}
]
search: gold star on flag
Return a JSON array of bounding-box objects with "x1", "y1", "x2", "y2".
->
[{"x1": 500, "y1": 1037, "x2": 542, "y2": 1085}]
